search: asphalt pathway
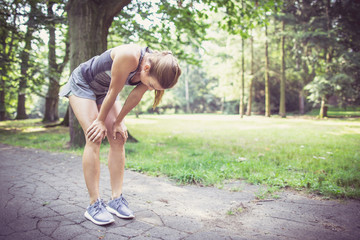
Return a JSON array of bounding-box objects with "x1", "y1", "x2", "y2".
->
[{"x1": 0, "y1": 143, "x2": 359, "y2": 240}]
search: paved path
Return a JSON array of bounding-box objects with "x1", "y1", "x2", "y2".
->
[{"x1": 0, "y1": 143, "x2": 359, "y2": 240}]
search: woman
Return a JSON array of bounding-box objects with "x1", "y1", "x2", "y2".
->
[{"x1": 59, "y1": 44, "x2": 181, "y2": 225}]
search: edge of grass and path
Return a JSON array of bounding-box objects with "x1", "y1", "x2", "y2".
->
[{"x1": 1, "y1": 111, "x2": 359, "y2": 200}]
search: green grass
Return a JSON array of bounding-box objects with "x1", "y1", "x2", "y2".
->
[
  {"x1": 307, "y1": 107, "x2": 360, "y2": 118},
  {"x1": 0, "y1": 119, "x2": 82, "y2": 155},
  {"x1": 1, "y1": 114, "x2": 359, "y2": 199}
]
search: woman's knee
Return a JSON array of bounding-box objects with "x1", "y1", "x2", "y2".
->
[
  {"x1": 85, "y1": 137, "x2": 102, "y2": 151},
  {"x1": 108, "y1": 137, "x2": 126, "y2": 149}
]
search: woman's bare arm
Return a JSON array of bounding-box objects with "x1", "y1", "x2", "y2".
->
[
  {"x1": 116, "y1": 83, "x2": 148, "y2": 123},
  {"x1": 86, "y1": 49, "x2": 138, "y2": 142},
  {"x1": 112, "y1": 83, "x2": 148, "y2": 140},
  {"x1": 97, "y1": 52, "x2": 137, "y2": 122}
]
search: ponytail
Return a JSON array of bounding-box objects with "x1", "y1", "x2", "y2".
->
[
  {"x1": 147, "y1": 50, "x2": 182, "y2": 109},
  {"x1": 153, "y1": 90, "x2": 164, "y2": 109}
]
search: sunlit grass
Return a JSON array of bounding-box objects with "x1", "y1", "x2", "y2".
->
[
  {"x1": 1, "y1": 114, "x2": 359, "y2": 199},
  {"x1": 307, "y1": 107, "x2": 360, "y2": 117},
  {"x1": 120, "y1": 115, "x2": 360, "y2": 199},
  {"x1": 0, "y1": 119, "x2": 82, "y2": 155}
]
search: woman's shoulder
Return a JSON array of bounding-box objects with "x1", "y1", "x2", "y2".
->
[{"x1": 110, "y1": 44, "x2": 141, "y2": 61}]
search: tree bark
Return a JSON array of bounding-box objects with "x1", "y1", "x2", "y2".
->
[
  {"x1": 279, "y1": 20, "x2": 286, "y2": 118},
  {"x1": 0, "y1": 79, "x2": 5, "y2": 120},
  {"x1": 319, "y1": 95, "x2": 328, "y2": 118},
  {"x1": 264, "y1": 23, "x2": 271, "y2": 117},
  {"x1": 246, "y1": 33, "x2": 254, "y2": 116},
  {"x1": 61, "y1": 106, "x2": 70, "y2": 126},
  {"x1": 239, "y1": 35, "x2": 245, "y2": 118},
  {"x1": 299, "y1": 89, "x2": 305, "y2": 115},
  {"x1": 16, "y1": 80, "x2": 27, "y2": 120},
  {"x1": 1, "y1": 1, "x2": 20, "y2": 120},
  {"x1": 239, "y1": 0, "x2": 245, "y2": 118},
  {"x1": 185, "y1": 65, "x2": 191, "y2": 113},
  {"x1": 319, "y1": 0, "x2": 332, "y2": 118},
  {"x1": 0, "y1": 27, "x2": 8, "y2": 120},
  {"x1": 43, "y1": 2, "x2": 70, "y2": 123},
  {"x1": 43, "y1": 1, "x2": 59, "y2": 123},
  {"x1": 16, "y1": 2, "x2": 37, "y2": 120},
  {"x1": 66, "y1": 0, "x2": 131, "y2": 147}
]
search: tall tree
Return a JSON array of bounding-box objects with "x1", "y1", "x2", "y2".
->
[
  {"x1": 264, "y1": 22, "x2": 270, "y2": 117},
  {"x1": 43, "y1": 0, "x2": 69, "y2": 122},
  {"x1": 185, "y1": 65, "x2": 191, "y2": 113},
  {"x1": 246, "y1": 32, "x2": 254, "y2": 116},
  {"x1": 0, "y1": 0, "x2": 21, "y2": 120},
  {"x1": 16, "y1": 0, "x2": 38, "y2": 120},
  {"x1": 319, "y1": 0, "x2": 331, "y2": 118},
  {"x1": 279, "y1": 19, "x2": 286, "y2": 117},
  {"x1": 239, "y1": 0, "x2": 245, "y2": 118},
  {"x1": 239, "y1": 31, "x2": 245, "y2": 117}
]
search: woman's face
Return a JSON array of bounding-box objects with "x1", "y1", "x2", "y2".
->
[{"x1": 140, "y1": 65, "x2": 164, "y2": 91}]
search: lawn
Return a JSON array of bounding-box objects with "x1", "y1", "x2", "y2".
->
[{"x1": 1, "y1": 114, "x2": 359, "y2": 199}]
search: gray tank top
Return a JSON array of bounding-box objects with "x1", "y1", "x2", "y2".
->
[{"x1": 80, "y1": 47, "x2": 149, "y2": 88}]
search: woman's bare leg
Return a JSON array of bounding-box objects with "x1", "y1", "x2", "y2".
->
[
  {"x1": 104, "y1": 101, "x2": 126, "y2": 200},
  {"x1": 69, "y1": 95, "x2": 101, "y2": 205}
]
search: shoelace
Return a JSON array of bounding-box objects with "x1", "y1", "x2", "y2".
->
[
  {"x1": 93, "y1": 199, "x2": 107, "y2": 216},
  {"x1": 114, "y1": 195, "x2": 129, "y2": 208}
]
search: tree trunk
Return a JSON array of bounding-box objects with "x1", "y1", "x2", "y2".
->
[
  {"x1": 239, "y1": 35, "x2": 245, "y2": 118},
  {"x1": 264, "y1": 23, "x2": 271, "y2": 117},
  {"x1": 319, "y1": 95, "x2": 328, "y2": 118},
  {"x1": 43, "y1": 1, "x2": 59, "y2": 123},
  {"x1": 61, "y1": 105, "x2": 69, "y2": 126},
  {"x1": 319, "y1": 0, "x2": 331, "y2": 119},
  {"x1": 16, "y1": 2, "x2": 36, "y2": 120},
  {"x1": 221, "y1": 96, "x2": 225, "y2": 113},
  {"x1": 246, "y1": 33, "x2": 254, "y2": 116},
  {"x1": 44, "y1": 1, "x2": 70, "y2": 123},
  {"x1": 0, "y1": 78, "x2": 5, "y2": 120},
  {"x1": 185, "y1": 65, "x2": 191, "y2": 113},
  {"x1": 279, "y1": 20, "x2": 286, "y2": 118},
  {"x1": 16, "y1": 82, "x2": 27, "y2": 120},
  {"x1": 69, "y1": 106, "x2": 85, "y2": 147},
  {"x1": 66, "y1": 0, "x2": 131, "y2": 147},
  {"x1": 44, "y1": 94, "x2": 59, "y2": 122},
  {"x1": 127, "y1": 132, "x2": 138, "y2": 143},
  {"x1": 0, "y1": 31, "x2": 8, "y2": 120},
  {"x1": 299, "y1": 89, "x2": 305, "y2": 115},
  {"x1": 239, "y1": 0, "x2": 245, "y2": 118},
  {"x1": 1, "y1": 1, "x2": 20, "y2": 121}
]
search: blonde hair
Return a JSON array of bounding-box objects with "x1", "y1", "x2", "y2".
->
[{"x1": 147, "y1": 51, "x2": 182, "y2": 109}]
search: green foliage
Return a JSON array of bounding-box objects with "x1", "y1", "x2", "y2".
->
[
  {"x1": 173, "y1": 64, "x2": 220, "y2": 113},
  {"x1": 109, "y1": 0, "x2": 209, "y2": 64},
  {"x1": 207, "y1": 0, "x2": 283, "y2": 37},
  {"x1": 305, "y1": 72, "x2": 355, "y2": 107},
  {"x1": 293, "y1": 0, "x2": 360, "y2": 108}
]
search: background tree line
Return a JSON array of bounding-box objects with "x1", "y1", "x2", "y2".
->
[{"x1": 1, "y1": 0, "x2": 359, "y2": 146}]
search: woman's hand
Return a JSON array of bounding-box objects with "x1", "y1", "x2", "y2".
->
[
  {"x1": 86, "y1": 119, "x2": 107, "y2": 142},
  {"x1": 112, "y1": 121, "x2": 128, "y2": 142}
]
